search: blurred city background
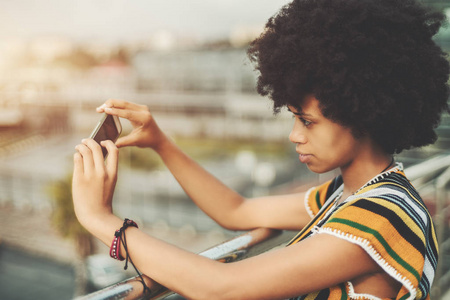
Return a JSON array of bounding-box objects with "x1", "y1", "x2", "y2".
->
[{"x1": 0, "y1": 0, "x2": 449, "y2": 299}]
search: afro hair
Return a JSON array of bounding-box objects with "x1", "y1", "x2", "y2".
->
[{"x1": 248, "y1": 0, "x2": 450, "y2": 154}]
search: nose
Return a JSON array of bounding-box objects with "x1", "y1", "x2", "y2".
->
[{"x1": 289, "y1": 120, "x2": 307, "y2": 144}]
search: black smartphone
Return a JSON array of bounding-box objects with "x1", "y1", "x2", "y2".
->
[{"x1": 89, "y1": 113, "x2": 122, "y2": 158}]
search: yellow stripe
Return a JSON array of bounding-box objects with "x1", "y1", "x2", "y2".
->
[
  {"x1": 364, "y1": 197, "x2": 425, "y2": 245},
  {"x1": 303, "y1": 291, "x2": 319, "y2": 300},
  {"x1": 356, "y1": 175, "x2": 427, "y2": 213},
  {"x1": 328, "y1": 206, "x2": 424, "y2": 264},
  {"x1": 355, "y1": 179, "x2": 439, "y2": 252}
]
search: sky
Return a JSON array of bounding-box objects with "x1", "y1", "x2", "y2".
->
[{"x1": 0, "y1": 0, "x2": 291, "y2": 43}]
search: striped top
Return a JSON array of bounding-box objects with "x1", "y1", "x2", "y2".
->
[{"x1": 289, "y1": 164, "x2": 438, "y2": 300}]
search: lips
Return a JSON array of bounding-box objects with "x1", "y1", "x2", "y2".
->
[{"x1": 298, "y1": 153, "x2": 312, "y2": 163}]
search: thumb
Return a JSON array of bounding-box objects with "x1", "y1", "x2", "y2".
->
[{"x1": 115, "y1": 135, "x2": 137, "y2": 148}]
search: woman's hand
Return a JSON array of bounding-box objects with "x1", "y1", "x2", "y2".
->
[
  {"x1": 72, "y1": 139, "x2": 119, "y2": 227},
  {"x1": 97, "y1": 99, "x2": 167, "y2": 150}
]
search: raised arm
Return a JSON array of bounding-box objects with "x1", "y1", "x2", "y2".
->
[
  {"x1": 71, "y1": 139, "x2": 385, "y2": 299},
  {"x1": 96, "y1": 99, "x2": 311, "y2": 231}
]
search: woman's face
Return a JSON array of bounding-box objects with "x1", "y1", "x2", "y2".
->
[{"x1": 288, "y1": 95, "x2": 363, "y2": 174}]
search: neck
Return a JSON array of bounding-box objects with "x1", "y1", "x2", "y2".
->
[{"x1": 340, "y1": 142, "x2": 393, "y2": 200}]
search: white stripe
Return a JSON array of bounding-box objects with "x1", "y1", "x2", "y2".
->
[
  {"x1": 304, "y1": 187, "x2": 316, "y2": 218},
  {"x1": 346, "y1": 281, "x2": 382, "y2": 300},
  {"x1": 423, "y1": 256, "x2": 435, "y2": 288},
  {"x1": 343, "y1": 187, "x2": 428, "y2": 223}
]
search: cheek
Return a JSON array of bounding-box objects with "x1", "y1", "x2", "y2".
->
[
  {"x1": 311, "y1": 130, "x2": 358, "y2": 170},
  {"x1": 328, "y1": 132, "x2": 360, "y2": 163}
]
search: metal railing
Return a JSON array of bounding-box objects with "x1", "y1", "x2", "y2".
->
[
  {"x1": 405, "y1": 154, "x2": 450, "y2": 299},
  {"x1": 76, "y1": 154, "x2": 450, "y2": 300}
]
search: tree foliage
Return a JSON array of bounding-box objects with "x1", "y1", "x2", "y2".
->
[{"x1": 47, "y1": 174, "x2": 95, "y2": 258}]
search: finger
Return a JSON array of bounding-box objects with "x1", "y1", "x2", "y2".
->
[
  {"x1": 97, "y1": 102, "x2": 113, "y2": 113},
  {"x1": 104, "y1": 107, "x2": 151, "y2": 124},
  {"x1": 97, "y1": 99, "x2": 147, "y2": 112},
  {"x1": 101, "y1": 140, "x2": 119, "y2": 174},
  {"x1": 108, "y1": 99, "x2": 148, "y2": 111},
  {"x1": 115, "y1": 135, "x2": 137, "y2": 148},
  {"x1": 75, "y1": 143, "x2": 95, "y2": 175},
  {"x1": 73, "y1": 152, "x2": 84, "y2": 176},
  {"x1": 82, "y1": 139, "x2": 105, "y2": 169}
]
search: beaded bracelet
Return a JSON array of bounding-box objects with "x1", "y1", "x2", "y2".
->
[{"x1": 109, "y1": 218, "x2": 138, "y2": 261}]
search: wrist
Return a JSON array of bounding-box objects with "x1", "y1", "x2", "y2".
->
[
  {"x1": 79, "y1": 213, "x2": 123, "y2": 245},
  {"x1": 153, "y1": 134, "x2": 175, "y2": 154}
]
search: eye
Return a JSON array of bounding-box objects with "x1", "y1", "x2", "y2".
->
[
  {"x1": 300, "y1": 117, "x2": 312, "y2": 127},
  {"x1": 288, "y1": 108, "x2": 313, "y2": 127}
]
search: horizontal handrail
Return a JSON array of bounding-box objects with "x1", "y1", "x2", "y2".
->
[{"x1": 404, "y1": 154, "x2": 450, "y2": 183}]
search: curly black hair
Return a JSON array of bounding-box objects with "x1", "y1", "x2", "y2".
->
[{"x1": 248, "y1": 0, "x2": 450, "y2": 154}]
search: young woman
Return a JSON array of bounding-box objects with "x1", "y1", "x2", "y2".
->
[{"x1": 72, "y1": 0, "x2": 449, "y2": 299}]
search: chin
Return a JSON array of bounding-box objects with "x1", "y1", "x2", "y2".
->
[{"x1": 306, "y1": 163, "x2": 335, "y2": 174}]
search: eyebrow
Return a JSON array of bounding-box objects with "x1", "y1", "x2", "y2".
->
[{"x1": 287, "y1": 107, "x2": 313, "y2": 118}]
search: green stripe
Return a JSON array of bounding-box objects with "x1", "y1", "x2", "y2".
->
[
  {"x1": 327, "y1": 218, "x2": 421, "y2": 283},
  {"x1": 315, "y1": 191, "x2": 322, "y2": 209},
  {"x1": 339, "y1": 283, "x2": 347, "y2": 300},
  {"x1": 398, "y1": 292, "x2": 410, "y2": 300}
]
